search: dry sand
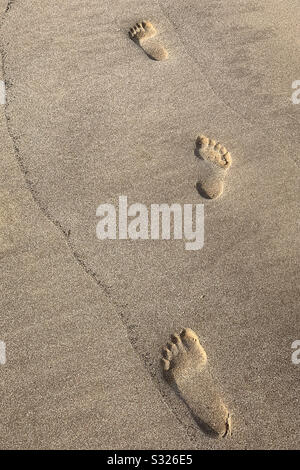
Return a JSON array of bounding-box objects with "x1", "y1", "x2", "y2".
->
[{"x1": 0, "y1": 0, "x2": 299, "y2": 449}]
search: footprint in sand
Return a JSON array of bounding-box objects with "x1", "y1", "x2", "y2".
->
[
  {"x1": 129, "y1": 21, "x2": 168, "y2": 61},
  {"x1": 195, "y1": 135, "x2": 232, "y2": 199},
  {"x1": 161, "y1": 328, "x2": 231, "y2": 438}
]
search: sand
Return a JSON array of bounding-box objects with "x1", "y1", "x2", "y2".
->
[{"x1": 0, "y1": 0, "x2": 299, "y2": 449}]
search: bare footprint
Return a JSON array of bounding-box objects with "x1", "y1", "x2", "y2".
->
[
  {"x1": 195, "y1": 135, "x2": 232, "y2": 199},
  {"x1": 161, "y1": 328, "x2": 231, "y2": 438},
  {"x1": 129, "y1": 21, "x2": 168, "y2": 61}
]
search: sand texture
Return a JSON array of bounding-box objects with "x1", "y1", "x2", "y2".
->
[{"x1": 0, "y1": 0, "x2": 299, "y2": 449}]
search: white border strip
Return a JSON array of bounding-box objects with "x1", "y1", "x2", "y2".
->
[
  {"x1": 0, "y1": 80, "x2": 6, "y2": 105},
  {"x1": 0, "y1": 340, "x2": 6, "y2": 365}
]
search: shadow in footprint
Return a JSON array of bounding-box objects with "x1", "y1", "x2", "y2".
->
[
  {"x1": 169, "y1": 381, "x2": 222, "y2": 438},
  {"x1": 195, "y1": 181, "x2": 213, "y2": 199}
]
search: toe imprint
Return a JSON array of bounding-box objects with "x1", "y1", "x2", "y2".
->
[
  {"x1": 129, "y1": 21, "x2": 157, "y2": 42},
  {"x1": 196, "y1": 135, "x2": 232, "y2": 169}
]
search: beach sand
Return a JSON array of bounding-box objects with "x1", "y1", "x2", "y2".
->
[{"x1": 0, "y1": 0, "x2": 299, "y2": 449}]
